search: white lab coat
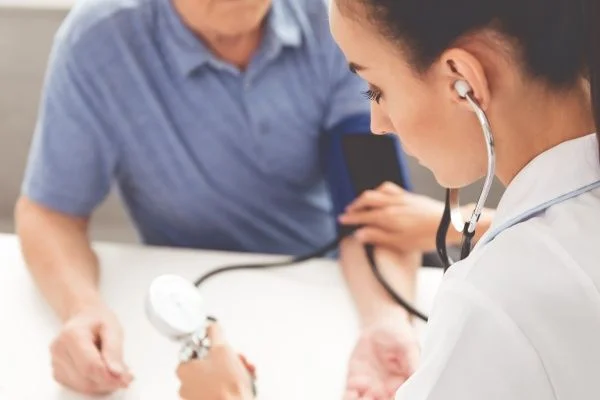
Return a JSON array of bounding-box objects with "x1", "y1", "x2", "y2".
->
[{"x1": 396, "y1": 134, "x2": 600, "y2": 400}]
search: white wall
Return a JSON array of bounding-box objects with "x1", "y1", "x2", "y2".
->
[
  {"x1": 0, "y1": 0, "x2": 75, "y2": 9},
  {"x1": 0, "y1": 6, "x2": 136, "y2": 242}
]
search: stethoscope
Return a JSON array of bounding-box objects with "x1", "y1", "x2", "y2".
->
[
  {"x1": 436, "y1": 80, "x2": 496, "y2": 270},
  {"x1": 144, "y1": 80, "x2": 496, "y2": 371}
]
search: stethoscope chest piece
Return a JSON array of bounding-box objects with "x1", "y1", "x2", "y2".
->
[{"x1": 145, "y1": 274, "x2": 212, "y2": 362}]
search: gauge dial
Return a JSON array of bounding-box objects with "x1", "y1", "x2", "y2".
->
[{"x1": 145, "y1": 274, "x2": 207, "y2": 340}]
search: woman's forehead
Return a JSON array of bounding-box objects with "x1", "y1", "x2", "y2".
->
[{"x1": 329, "y1": 2, "x2": 385, "y2": 62}]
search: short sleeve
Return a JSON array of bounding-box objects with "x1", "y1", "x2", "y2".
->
[
  {"x1": 22, "y1": 32, "x2": 118, "y2": 217},
  {"x1": 321, "y1": 38, "x2": 370, "y2": 132},
  {"x1": 396, "y1": 280, "x2": 556, "y2": 400}
]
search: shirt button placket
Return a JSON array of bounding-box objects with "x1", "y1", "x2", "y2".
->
[{"x1": 242, "y1": 77, "x2": 266, "y2": 168}]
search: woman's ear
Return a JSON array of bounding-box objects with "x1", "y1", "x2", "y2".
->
[{"x1": 440, "y1": 48, "x2": 491, "y2": 111}]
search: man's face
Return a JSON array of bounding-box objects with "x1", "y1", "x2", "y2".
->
[{"x1": 179, "y1": 0, "x2": 273, "y2": 37}]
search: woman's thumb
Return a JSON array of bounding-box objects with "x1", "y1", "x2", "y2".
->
[{"x1": 206, "y1": 322, "x2": 228, "y2": 346}]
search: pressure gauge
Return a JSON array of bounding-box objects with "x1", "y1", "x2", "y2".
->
[
  {"x1": 145, "y1": 274, "x2": 211, "y2": 361},
  {"x1": 145, "y1": 274, "x2": 258, "y2": 396}
]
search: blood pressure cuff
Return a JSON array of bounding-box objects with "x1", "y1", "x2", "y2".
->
[{"x1": 322, "y1": 115, "x2": 413, "y2": 235}]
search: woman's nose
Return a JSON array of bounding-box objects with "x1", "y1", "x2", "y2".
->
[{"x1": 370, "y1": 103, "x2": 395, "y2": 135}]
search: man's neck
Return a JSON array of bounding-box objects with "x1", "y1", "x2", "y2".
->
[
  {"x1": 201, "y1": 30, "x2": 264, "y2": 70},
  {"x1": 173, "y1": 0, "x2": 264, "y2": 70}
]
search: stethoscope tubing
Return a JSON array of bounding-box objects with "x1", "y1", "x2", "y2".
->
[{"x1": 438, "y1": 91, "x2": 496, "y2": 270}]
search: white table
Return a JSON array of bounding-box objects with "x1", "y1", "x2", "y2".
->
[{"x1": 0, "y1": 233, "x2": 442, "y2": 400}]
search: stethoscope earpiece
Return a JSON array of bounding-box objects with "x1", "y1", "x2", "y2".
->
[{"x1": 454, "y1": 80, "x2": 473, "y2": 99}]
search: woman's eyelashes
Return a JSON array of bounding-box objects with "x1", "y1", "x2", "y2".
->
[{"x1": 362, "y1": 87, "x2": 382, "y2": 103}]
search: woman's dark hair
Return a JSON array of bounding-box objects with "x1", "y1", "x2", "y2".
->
[{"x1": 343, "y1": 0, "x2": 600, "y2": 159}]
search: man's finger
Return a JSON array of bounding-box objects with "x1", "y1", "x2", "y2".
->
[
  {"x1": 64, "y1": 331, "x2": 113, "y2": 385},
  {"x1": 343, "y1": 390, "x2": 361, "y2": 400},
  {"x1": 53, "y1": 341, "x2": 96, "y2": 391},
  {"x1": 52, "y1": 356, "x2": 110, "y2": 395},
  {"x1": 345, "y1": 375, "x2": 370, "y2": 396},
  {"x1": 385, "y1": 377, "x2": 408, "y2": 400},
  {"x1": 365, "y1": 386, "x2": 387, "y2": 400},
  {"x1": 98, "y1": 322, "x2": 130, "y2": 385},
  {"x1": 53, "y1": 364, "x2": 90, "y2": 394}
]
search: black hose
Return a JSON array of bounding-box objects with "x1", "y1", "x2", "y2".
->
[
  {"x1": 364, "y1": 245, "x2": 429, "y2": 322},
  {"x1": 436, "y1": 189, "x2": 454, "y2": 272},
  {"x1": 194, "y1": 229, "x2": 354, "y2": 287},
  {"x1": 194, "y1": 228, "x2": 430, "y2": 323}
]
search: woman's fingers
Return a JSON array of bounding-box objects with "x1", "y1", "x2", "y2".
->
[
  {"x1": 176, "y1": 325, "x2": 255, "y2": 400},
  {"x1": 354, "y1": 227, "x2": 397, "y2": 248},
  {"x1": 339, "y1": 208, "x2": 390, "y2": 227},
  {"x1": 345, "y1": 189, "x2": 399, "y2": 212},
  {"x1": 206, "y1": 323, "x2": 227, "y2": 347},
  {"x1": 378, "y1": 182, "x2": 407, "y2": 195},
  {"x1": 345, "y1": 181, "x2": 407, "y2": 213}
]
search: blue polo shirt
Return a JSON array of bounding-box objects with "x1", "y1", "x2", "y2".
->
[{"x1": 23, "y1": 0, "x2": 372, "y2": 255}]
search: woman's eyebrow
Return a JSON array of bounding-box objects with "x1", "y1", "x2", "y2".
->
[{"x1": 348, "y1": 62, "x2": 366, "y2": 73}]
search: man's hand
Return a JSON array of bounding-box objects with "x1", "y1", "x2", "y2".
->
[
  {"x1": 177, "y1": 324, "x2": 255, "y2": 400},
  {"x1": 50, "y1": 305, "x2": 133, "y2": 395},
  {"x1": 339, "y1": 182, "x2": 445, "y2": 253},
  {"x1": 344, "y1": 318, "x2": 420, "y2": 400}
]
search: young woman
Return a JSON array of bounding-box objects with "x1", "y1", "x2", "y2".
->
[{"x1": 175, "y1": 0, "x2": 600, "y2": 399}]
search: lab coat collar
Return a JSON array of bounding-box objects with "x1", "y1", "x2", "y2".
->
[{"x1": 483, "y1": 133, "x2": 600, "y2": 242}]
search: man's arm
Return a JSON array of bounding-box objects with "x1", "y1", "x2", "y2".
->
[
  {"x1": 15, "y1": 197, "x2": 101, "y2": 322},
  {"x1": 339, "y1": 238, "x2": 419, "y2": 327},
  {"x1": 320, "y1": 21, "x2": 421, "y2": 395},
  {"x1": 15, "y1": 197, "x2": 132, "y2": 394},
  {"x1": 339, "y1": 239, "x2": 421, "y2": 399},
  {"x1": 18, "y1": 10, "x2": 119, "y2": 320},
  {"x1": 16, "y1": 18, "x2": 131, "y2": 393}
]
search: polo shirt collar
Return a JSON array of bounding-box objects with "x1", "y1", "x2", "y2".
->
[{"x1": 159, "y1": 0, "x2": 302, "y2": 76}]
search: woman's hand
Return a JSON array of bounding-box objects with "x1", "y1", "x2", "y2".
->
[
  {"x1": 339, "y1": 182, "x2": 446, "y2": 253},
  {"x1": 177, "y1": 324, "x2": 256, "y2": 400},
  {"x1": 339, "y1": 182, "x2": 495, "y2": 254}
]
